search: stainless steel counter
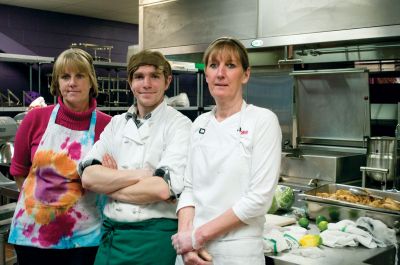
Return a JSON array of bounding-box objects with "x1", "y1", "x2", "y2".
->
[
  {"x1": 264, "y1": 222, "x2": 398, "y2": 265},
  {"x1": 266, "y1": 243, "x2": 396, "y2": 265}
]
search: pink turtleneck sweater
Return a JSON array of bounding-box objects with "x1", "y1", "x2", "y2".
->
[{"x1": 10, "y1": 97, "x2": 111, "y2": 177}]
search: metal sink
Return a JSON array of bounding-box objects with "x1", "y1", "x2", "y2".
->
[{"x1": 363, "y1": 246, "x2": 396, "y2": 265}]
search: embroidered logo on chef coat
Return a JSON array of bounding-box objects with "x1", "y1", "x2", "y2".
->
[
  {"x1": 238, "y1": 127, "x2": 248, "y2": 135},
  {"x1": 239, "y1": 130, "x2": 248, "y2": 135}
]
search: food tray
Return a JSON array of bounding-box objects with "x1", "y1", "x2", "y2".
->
[{"x1": 298, "y1": 184, "x2": 400, "y2": 230}]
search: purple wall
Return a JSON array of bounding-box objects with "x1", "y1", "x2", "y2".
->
[
  {"x1": 0, "y1": 4, "x2": 138, "y2": 60},
  {"x1": 0, "y1": 4, "x2": 138, "y2": 105}
]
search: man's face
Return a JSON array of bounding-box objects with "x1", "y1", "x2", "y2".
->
[{"x1": 130, "y1": 65, "x2": 171, "y2": 114}]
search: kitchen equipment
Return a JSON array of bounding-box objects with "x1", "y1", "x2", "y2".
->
[
  {"x1": 13, "y1": 111, "x2": 27, "y2": 127},
  {"x1": 0, "y1": 203, "x2": 17, "y2": 265},
  {"x1": 0, "y1": 117, "x2": 17, "y2": 140},
  {"x1": 281, "y1": 69, "x2": 370, "y2": 189},
  {"x1": 0, "y1": 143, "x2": 13, "y2": 166},
  {"x1": 299, "y1": 184, "x2": 400, "y2": 230},
  {"x1": 281, "y1": 149, "x2": 365, "y2": 185},
  {"x1": 366, "y1": 136, "x2": 397, "y2": 182},
  {"x1": 349, "y1": 187, "x2": 384, "y2": 200},
  {"x1": 0, "y1": 117, "x2": 18, "y2": 166},
  {"x1": 0, "y1": 172, "x2": 18, "y2": 201}
]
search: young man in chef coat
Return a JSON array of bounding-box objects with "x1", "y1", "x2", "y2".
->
[{"x1": 79, "y1": 50, "x2": 191, "y2": 265}]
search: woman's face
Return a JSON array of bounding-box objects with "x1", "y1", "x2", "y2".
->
[
  {"x1": 58, "y1": 66, "x2": 91, "y2": 112},
  {"x1": 205, "y1": 51, "x2": 250, "y2": 103}
]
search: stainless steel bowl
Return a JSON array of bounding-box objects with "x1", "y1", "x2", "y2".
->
[
  {"x1": 0, "y1": 142, "x2": 14, "y2": 165},
  {"x1": 13, "y1": 111, "x2": 27, "y2": 126}
]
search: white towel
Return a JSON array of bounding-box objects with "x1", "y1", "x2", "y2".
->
[
  {"x1": 263, "y1": 228, "x2": 290, "y2": 253},
  {"x1": 320, "y1": 230, "x2": 358, "y2": 248},
  {"x1": 283, "y1": 226, "x2": 308, "y2": 249},
  {"x1": 355, "y1": 217, "x2": 397, "y2": 248},
  {"x1": 263, "y1": 225, "x2": 308, "y2": 253},
  {"x1": 321, "y1": 217, "x2": 397, "y2": 249}
]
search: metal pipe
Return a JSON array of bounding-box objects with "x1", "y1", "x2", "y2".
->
[{"x1": 297, "y1": 43, "x2": 400, "y2": 56}]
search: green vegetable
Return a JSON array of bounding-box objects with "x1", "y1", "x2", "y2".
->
[
  {"x1": 318, "y1": 221, "x2": 329, "y2": 231},
  {"x1": 298, "y1": 217, "x2": 309, "y2": 229},
  {"x1": 274, "y1": 185, "x2": 295, "y2": 211},
  {"x1": 267, "y1": 196, "x2": 279, "y2": 214},
  {"x1": 328, "y1": 207, "x2": 340, "y2": 222},
  {"x1": 316, "y1": 215, "x2": 328, "y2": 225}
]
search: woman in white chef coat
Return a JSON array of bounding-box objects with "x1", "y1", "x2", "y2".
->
[
  {"x1": 172, "y1": 37, "x2": 282, "y2": 265},
  {"x1": 79, "y1": 50, "x2": 192, "y2": 265}
]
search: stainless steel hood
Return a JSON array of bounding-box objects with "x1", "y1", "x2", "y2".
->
[
  {"x1": 291, "y1": 68, "x2": 371, "y2": 148},
  {"x1": 139, "y1": 0, "x2": 400, "y2": 55}
]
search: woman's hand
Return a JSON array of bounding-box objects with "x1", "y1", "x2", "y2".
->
[
  {"x1": 182, "y1": 249, "x2": 212, "y2": 265},
  {"x1": 172, "y1": 229, "x2": 205, "y2": 254},
  {"x1": 172, "y1": 230, "x2": 194, "y2": 254}
]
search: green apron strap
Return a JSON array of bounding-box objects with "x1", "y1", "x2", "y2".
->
[{"x1": 95, "y1": 217, "x2": 178, "y2": 265}]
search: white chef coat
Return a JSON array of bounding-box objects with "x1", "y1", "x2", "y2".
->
[
  {"x1": 177, "y1": 101, "x2": 281, "y2": 264},
  {"x1": 83, "y1": 100, "x2": 191, "y2": 222}
]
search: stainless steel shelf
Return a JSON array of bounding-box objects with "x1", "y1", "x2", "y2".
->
[
  {"x1": 97, "y1": 106, "x2": 127, "y2": 111},
  {"x1": 93, "y1": 61, "x2": 126, "y2": 69},
  {"x1": 98, "y1": 106, "x2": 202, "y2": 112},
  {"x1": 0, "y1": 107, "x2": 26, "y2": 112},
  {"x1": 0, "y1": 53, "x2": 53, "y2": 64},
  {"x1": 174, "y1": 106, "x2": 199, "y2": 111}
]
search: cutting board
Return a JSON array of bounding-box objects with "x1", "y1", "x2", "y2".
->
[{"x1": 265, "y1": 214, "x2": 297, "y2": 227}]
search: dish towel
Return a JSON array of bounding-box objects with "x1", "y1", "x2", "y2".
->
[
  {"x1": 356, "y1": 217, "x2": 398, "y2": 265},
  {"x1": 263, "y1": 225, "x2": 307, "y2": 253},
  {"x1": 355, "y1": 217, "x2": 397, "y2": 247},
  {"x1": 320, "y1": 217, "x2": 397, "y2": 249}
]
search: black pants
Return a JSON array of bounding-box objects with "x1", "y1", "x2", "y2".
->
[{"x1": 14, "y1": 245, "x2": 98, "y2": 265}]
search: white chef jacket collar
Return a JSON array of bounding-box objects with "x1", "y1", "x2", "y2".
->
[
  {"x1": 210, "y1": 99, "x2": 247, "y2": 117},
  {"x1": 125, "y1": 100, "x2": 167, "y2": 125}
]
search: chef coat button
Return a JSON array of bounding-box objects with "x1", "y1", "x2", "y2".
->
[
  {"x1": 121, "y1": 165, "x2": 128, "y2": 169},
  {"x1": 116, "y1": 208, "x2": 122, "y2": 212},
  {"x1": 123, "y1": 140, "x2": 129, "y2": 143}
]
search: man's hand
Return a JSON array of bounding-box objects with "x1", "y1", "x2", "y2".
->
[
  {"x1": 102, "y1": 153, "x2": 117, "y2": 169},
  {"x1": 102, "y1": 154, "x2": 153, "y2": 180}
]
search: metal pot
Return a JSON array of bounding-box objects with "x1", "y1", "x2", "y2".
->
[{"x1": 366, "y1": 137, "x2": 397, "y2": 181}]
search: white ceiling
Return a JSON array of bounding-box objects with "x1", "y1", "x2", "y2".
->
[{"x1": 0, "y1": 0, "x2": 139, "y2": 24}]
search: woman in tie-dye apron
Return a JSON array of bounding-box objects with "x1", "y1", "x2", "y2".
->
[{"x1": 8, "y1": 48, "x2": 111, "y2": 265}]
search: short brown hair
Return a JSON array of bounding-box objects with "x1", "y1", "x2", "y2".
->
[
  {"x1": 50, "y1": 48, "x2": 99, "y2": 98},
  {"x1": 203, "y1": 37, "x2": 249, "y2": 71},
  {"x1": 128, "y1": 50, "x2": 172, "y2": 83}
]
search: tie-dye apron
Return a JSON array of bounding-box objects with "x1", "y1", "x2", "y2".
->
[{"x1": 9, "y1": 104, "x2": 103, "y2": 249}]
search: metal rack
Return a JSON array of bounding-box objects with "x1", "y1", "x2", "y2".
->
[
  {"x1": 0, "y1": 53, "x2": 53, "y2": 95},
  {"x1": 0, "y1": 53, "x2": 209, "y2": 115},
  {"x1": 70, "y1": 43, "x2": 113, "y2": 62}
]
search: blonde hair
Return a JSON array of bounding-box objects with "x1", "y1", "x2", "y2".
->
[{"x1": 50, "y1": 48, "x2": 98, "y2": 98}]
